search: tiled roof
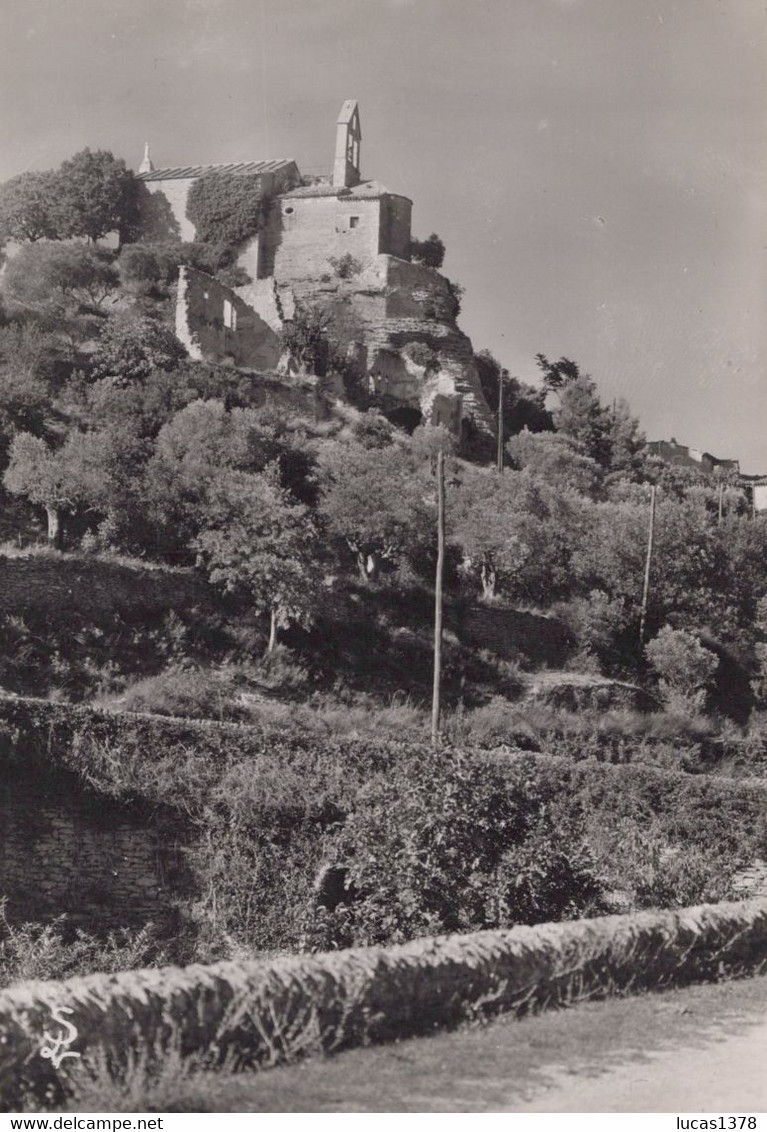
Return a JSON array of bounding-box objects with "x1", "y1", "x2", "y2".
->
[
  {"x1": 281, "y1": 179, "x2": 410, "y2": 202},
  {"x1": 137, "y1": 159, "x2": 295, "y2": 182}
]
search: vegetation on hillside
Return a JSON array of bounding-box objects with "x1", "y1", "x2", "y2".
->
[{"x1": 0, "y1": 147, "x2": 766, "y2": 980}]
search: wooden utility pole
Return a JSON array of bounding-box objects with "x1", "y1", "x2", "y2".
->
[
  {"x1": 496, "y1": 368, "x2": 504, "y2": 473},
  {"x1": 638, "y1": 484, "x2": 657, "y2": 648},
  {"x1": 431, "y1": 447, "x2": 446, "y2": 747}
]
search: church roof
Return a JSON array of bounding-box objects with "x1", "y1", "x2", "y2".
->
[
  {"x1": 282, "y1": 179, "x2": 409, "y2": 202},
  {"x1": 137, "y1": 159, "x2": 295, "y2": 182}
]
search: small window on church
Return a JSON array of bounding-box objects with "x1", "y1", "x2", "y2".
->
[
  {"x1": 223, "y1": 299, "x2": 236, "y2": 330},
  {"x1": 349, "y1": 216, "x2": 360, "y2": 229}
]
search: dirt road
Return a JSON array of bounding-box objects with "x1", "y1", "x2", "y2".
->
[{"x1": 514, "y1": 1016, "x2": 767, "y2": 1112}]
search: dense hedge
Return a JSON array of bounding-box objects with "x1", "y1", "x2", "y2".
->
[{"x1": 2, "y1": 695, "x2": 766, "y2": 954}]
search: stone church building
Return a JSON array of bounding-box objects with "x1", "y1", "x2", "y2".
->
[{"x1": 138, "y1": 103, "x2": 493, "y2": 436}]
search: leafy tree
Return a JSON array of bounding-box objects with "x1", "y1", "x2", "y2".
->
[
  {"x1": 451, "y1": 465, "x2": 580, "y2": 602},
  {"x1": 506, "y1": 430, "x2": 602, "y2": 496},
  {"x1": 318, "y1": 441, "x2": 434, "y2": 580},
  {"x1": 0, "y1": 324, "x2": 59, "y2": 455},
  {"x1": 91, "y1": 317, "x2": 186, "y2": 381},
  {"x1": 54, "y1": 149, "x2": 139, "y2": 242},
  {"x1": 280, "y1": 304, "x2": 334, "y2": 376},
  {"x1": 2, "y1": 431, "x2": 102, "y2": 548},
  {"x1": 146, "y1": 399, "x2": 293, "y2": 551},
  {"x1": 194, "y1": 466, "x2": 321, "y2": 652},
  {"x1": 2, "y1": 242, "x2": 118, "y2": 314},
  {"x1": 0, "y1": 171, "x2": 61, "y2": 244},
  {"x1": 186, "y1": 172, "x2": 265, "y2": 248},
  {"x1": 571, "y1": 492, "x2": 731, "y2": 641},
  {"x1": 535, "y1": 353, "x2": 583, "y2": 396},
  {"x1": 409, "y1": 232, "x2": 446, "y2": 269},
  {"x1": 475, "y1": 350, "x2": 552, "y2": 442}
]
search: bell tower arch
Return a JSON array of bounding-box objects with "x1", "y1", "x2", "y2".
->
[{"x1": 333, "y1": 100, "x2": 361, "y2": 188}]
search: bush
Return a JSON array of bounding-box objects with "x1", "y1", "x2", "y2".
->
[
  {"x1": 409, "y1": 233, "x2": 446, "y2": 269},
  {"x1": 91, "y1": 317, "x2": 187, "y2": 381},
  {"x1": 0, "y1": 901, "x2": 166, "y2": 988},
  {"x1": 646, "y1": 626, "x2": 719, "y2": 713},
  {"x1": 305, "y1": 747, "x2": 605, "y2": 949},
  {"x1": 328, "y1": 253, "x2": 363, "y2": 279},
  {"x1": 115, "y1": 666, "x2": 249, "y2": 722}
]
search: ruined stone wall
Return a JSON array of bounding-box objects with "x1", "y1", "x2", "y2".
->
[
  {"x1": 256, "y1": 195, "x2": 384, "y2": 281},
  {"x1": 175, "y1": 267, "x2": 281, "y2": 370},
  {"x1": 0, "y1": 768, "x2": 187, "y2": 930}
]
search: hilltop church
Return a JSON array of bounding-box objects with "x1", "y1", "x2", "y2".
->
[{"x1": 138, "y1": 103, "x2": 493, "y2": 436}]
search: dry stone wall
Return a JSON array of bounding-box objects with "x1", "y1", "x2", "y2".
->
[
  {"x1": 0, "y1": 768, "x2": 187, "y2": 930},
  {"x1": 2, "y1": 898, "x2": 766, "y2": 1104}
]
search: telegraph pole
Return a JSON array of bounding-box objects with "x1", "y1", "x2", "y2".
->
[
  {"x1": 638, "y1": 484, "x2": 657, "y2": 648},
  {"x1": 496, "y1": 368, "x2": 504, "y2": 473},
  {"x1": 431, "y1": 447, "x2": 446, "y2": 747}
]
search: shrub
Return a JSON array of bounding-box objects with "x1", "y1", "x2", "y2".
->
[
  {"x1": 646, "y1": 626, "x2": 719, "y2": 713},
  {"x1": 115, "y1": 667, "x2": 249, "y2": 722},
  {"x1": 305, "y1": 747, "x2": 605, "y2": 949},
  {"x1": 409, "y1": 233, "x2": 446, "y2": 269},
  {"x1": 91, "y1": 317, "x2": 187, "y2": 381},
  {"x1": 328, "y1": 253, "x2": 363, "y2": 279},
  {"x1": 0, "y1": 901, "x2": 166, "y2": 988}
]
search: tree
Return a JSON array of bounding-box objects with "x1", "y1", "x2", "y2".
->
[
  {"x1": 409, "y1": 233, "x2": 446, "y2": 269},
  {"x1": 54, "y1": 149, "x2": 140, "y2": 242},
  {"x1": 535, "y1": 353, "x2": 583, "y2": 396},
  {"x1": 475, "y1": 350, "x2": 552, "y2": 442},
  {"x1": 645, "y1": 626, "x2": 719, "y2": 714},
  {"x1": 506, "y1": 430, "x2": 602, "y2": 497},
  {"x1": 2, "y1": 242, "x2": 118, "y2": 314},
  {"x1": 91, "y1": 316, "x2": 186, "y2": 381},
  {"x1": 0, "y1": 171, "x2": 61, "y2": 244},
  {"x1": 186, "y1": 172, "x2": 265, "y2": 249},
  {"x1": 2, "y1": 432, "x2": 102, "y2": 548},
  {"x1": 451, "y1": 465, "x2": 580, "y2": 602},
  {"x1": 318, "y1": 441, "x2": 434, "y2": 580},
  {"x1": 194, "y1": 466, "x2": 321, "y2": 652}
]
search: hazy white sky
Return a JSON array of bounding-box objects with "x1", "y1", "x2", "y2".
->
[{"x1": 1, "y1": 0, "x2": 765, "y2": 468}]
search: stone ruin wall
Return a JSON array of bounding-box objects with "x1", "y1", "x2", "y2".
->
[
  {"x1": 175, "y1": 266, "x2": 281, "y2": 371},
  {"x1": 0, "y1": 767, "x2": 187, "y2": 930}
]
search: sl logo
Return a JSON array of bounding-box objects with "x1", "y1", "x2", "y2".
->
[{"x1": 40, "y1": 1007, "x2": 81, "y2": 1069}]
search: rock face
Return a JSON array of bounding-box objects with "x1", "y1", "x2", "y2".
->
[{"x1": 245, "y1": 252, "x2": 495, "y2": 436}]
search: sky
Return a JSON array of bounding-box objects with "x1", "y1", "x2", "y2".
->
[{"x1": 1, "y1": 0, "x2": 765, "y2": 468}]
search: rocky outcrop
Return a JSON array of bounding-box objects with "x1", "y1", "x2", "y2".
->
[{"x1": 247, "y1": 254, "x2": 495, "y2": 436}]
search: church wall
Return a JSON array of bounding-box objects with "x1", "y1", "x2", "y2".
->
[
  {"x1": 145, "y1": 179, "x2": 196, "y2": 241},
  {"x1": 257, "y1": 195, "x2": 383, "y2": 282},
  {"x1": 379, "y1": 195, "x2": 412, "y2": 259}
]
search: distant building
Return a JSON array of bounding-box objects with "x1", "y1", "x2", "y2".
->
[{"x1": 647, "y1": 437, "x2": 740, "y2": 477}]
